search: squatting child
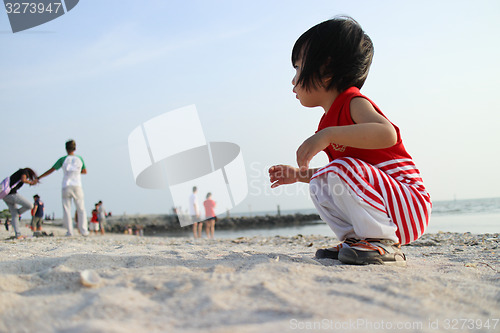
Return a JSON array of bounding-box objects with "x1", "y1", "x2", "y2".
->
[{"x1": 268, "y1": 16, "x2": 431, "y2": 266}]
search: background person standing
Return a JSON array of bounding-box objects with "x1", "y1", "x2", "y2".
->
[
  {"x1": 97, "y1": 200, "x2": 106, "y2": 235},
  {"x1": 203, "y1": 192, "x2": 216, "y2": 239},
  {"x1": 189, "y1": 186, "x2": 202, "y2": 238},
  {"x1": 38, "y1": 140, "x2": 89, "y2": 236},
  {"x1": 31, "y1": 194, "x2": 44, "y2": 232}
]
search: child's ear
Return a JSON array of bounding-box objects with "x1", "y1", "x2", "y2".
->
[
  {"x1": 320, "y1": 74, "x2": 333, "y2": 89},
  {"x1": 320, "y1": 57, "x2": 333, "y2": 86}
]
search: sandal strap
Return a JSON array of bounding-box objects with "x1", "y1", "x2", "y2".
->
[
  {"x1": 330, "y1": 238, "x2": 359, "y2": 251},
  {"x1": 350, "y1": 239, "x2": 386, "y2": 255}
]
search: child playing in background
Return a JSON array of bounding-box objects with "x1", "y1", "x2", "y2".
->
[
  {"x1": 269, "y1": 16, "x2": 431, "y2": 266},
  {"x1": 89, "y1": 204, "x2": 99, "y2": 234}
]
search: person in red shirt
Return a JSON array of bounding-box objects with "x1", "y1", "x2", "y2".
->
[
  {"x1": 269, "y1": 16, "x2": 431, "y2": 266},
  {"x1": 89, "y1": 203, "x2": 99, "y2": 234},
  {"x1": 203, "y1": 192, "x2": 216, "y2": 239}
]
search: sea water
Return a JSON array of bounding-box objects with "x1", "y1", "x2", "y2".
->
[{"x1": 163, "y1": 197, "x2": 500, "y2": 238}]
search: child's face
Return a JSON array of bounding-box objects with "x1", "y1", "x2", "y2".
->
[{"x1": 292, "y1": 60, "x2": 328, "y2": 108}]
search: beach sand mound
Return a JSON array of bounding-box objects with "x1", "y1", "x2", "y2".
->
[{"x1": 0, "y1": 226, "x2": 498, "y2": 333}]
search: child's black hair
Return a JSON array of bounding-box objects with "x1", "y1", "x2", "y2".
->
[
  {"x1": 292, "y1": 16, "x2": 374, "y2": 93},
  {"x1": 23, "y1": 168, "x2": 38, "y2": 181}
]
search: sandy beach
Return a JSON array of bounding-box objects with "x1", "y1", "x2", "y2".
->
[{"x1": 0, "y1": 225, "x2": 498, "y2": 333}]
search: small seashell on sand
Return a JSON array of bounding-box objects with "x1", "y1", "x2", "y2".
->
[{"x1": 80, "y1": 270, "x2": 101, "y2": 287}]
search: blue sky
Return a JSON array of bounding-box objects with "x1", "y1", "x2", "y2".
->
[{"x1": 1, "y1": 0, "x2": 499, "y2": 217}]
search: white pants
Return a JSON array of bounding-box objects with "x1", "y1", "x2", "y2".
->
[
  {"x1": 62, "y1": 186, "x2": 88, "y2": 236},
  {"x1": 310, "y1": 172, "x2": 398, "y2": 243}
]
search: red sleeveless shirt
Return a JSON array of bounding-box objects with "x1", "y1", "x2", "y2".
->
[{"x1": 317, "y1": 87, "x2": 412, "y2": 164}]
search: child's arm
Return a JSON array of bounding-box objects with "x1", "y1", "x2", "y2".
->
[
  {"x1": 269, "y1": 165, "x2": 319, "y2": 188},
  {"x1": 296, "y1": 97, "x2": 397, "y2": 170}
]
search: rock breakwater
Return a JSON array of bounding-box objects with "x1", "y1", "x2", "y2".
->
[{"x1": 105, "y1": 213, "x2": 321, "y2": 234}]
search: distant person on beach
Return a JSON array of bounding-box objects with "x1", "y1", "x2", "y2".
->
[
  {"x1": 2, "y1": 168, "x2": 38, "y2": 239},
  {"x1": 189, "y1": 186, "x2": 202, "y2": 238},
  {"x1": 97, "y1": 200, "x2": 106, "y2": 235},
  {"x1": 203, "y1": 192, "x2": 216, "y2": 239},
  {"x1": 38, "y1": 140, "x2": 89, "y2": 236},
  {"x1": 268, "y1": 17, "x2": 431, "y2": 266},
  {"x1": 89, "y1": 204, "x2": 99, "y2": 234},
  {"x1": 31, "y1": 194, "x2": 44, "y2": 232}
]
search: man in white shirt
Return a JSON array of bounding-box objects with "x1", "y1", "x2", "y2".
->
[
  {"x1": 189, "y1": 186, "x2": 202, "y2": 238},
  {"x1": 39, "y1": 140, "x2": 89, "y2": 236}
]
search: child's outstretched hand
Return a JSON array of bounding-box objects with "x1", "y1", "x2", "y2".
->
[
  {"x1": 296, "y1": 129, "x2": 331, "y2": 171},
  {"x1": 268, "y1": 165, "x2": 300, "y2": 188}
]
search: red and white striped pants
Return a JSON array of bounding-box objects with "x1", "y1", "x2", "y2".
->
[{"x1": 310, "y1": 157, "x2": 431, "y2": 245}]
